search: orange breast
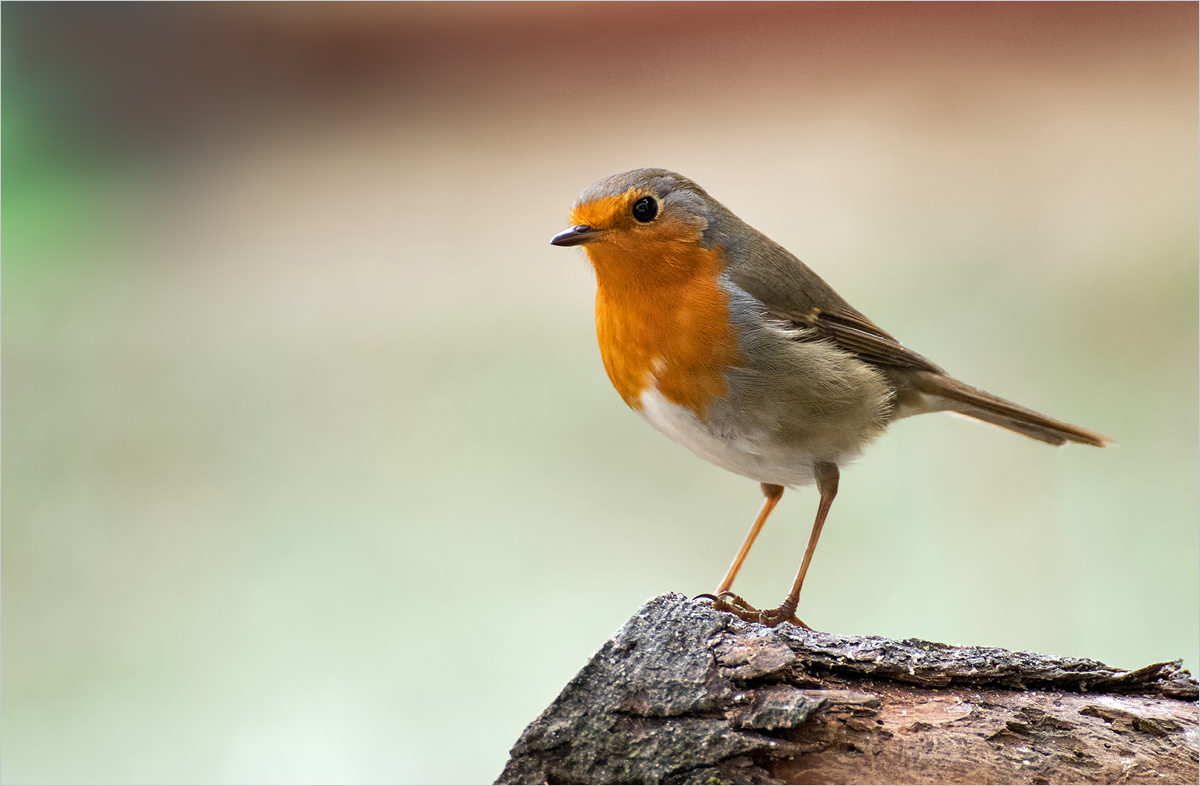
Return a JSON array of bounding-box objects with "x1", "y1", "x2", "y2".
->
[{"x1": 589, "y1": 240, "x2": 741, "y2": 419}]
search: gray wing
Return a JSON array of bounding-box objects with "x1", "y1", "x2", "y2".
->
[
  {"x1": 771, "y1": 303, "x2": 945, "y2": 375},
  {"x1": 720, "y1": 228, "x2": 943, "y2": 374}
]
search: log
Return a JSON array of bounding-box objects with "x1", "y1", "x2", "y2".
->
[{"x1": 497, "y1": 593, "x2": 1198, "y2": 785}]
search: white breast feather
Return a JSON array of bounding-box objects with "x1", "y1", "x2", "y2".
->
[{"x1": 637, "y1": 384, "x2": 817, "y2": 489}]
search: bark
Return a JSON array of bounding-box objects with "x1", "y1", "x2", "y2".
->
[{"x1": 497, "y1": 593, "x2": 1198, "y2": 785}]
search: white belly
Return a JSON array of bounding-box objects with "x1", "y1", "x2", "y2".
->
[{"x1": 637, "y1": 385, "x2": 819, "y2": 488}]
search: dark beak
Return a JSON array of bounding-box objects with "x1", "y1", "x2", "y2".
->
[{"x1": 550, "y1": 224, "x2": 600, "y2": 247}]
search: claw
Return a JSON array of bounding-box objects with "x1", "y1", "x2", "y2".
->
[{"x1": 705, "y1": 591, "x2": 812, "y2": 630}]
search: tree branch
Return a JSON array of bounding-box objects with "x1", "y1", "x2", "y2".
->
[{"x1": 497, "y1": 593, "x2": 1198, "y2": 785}]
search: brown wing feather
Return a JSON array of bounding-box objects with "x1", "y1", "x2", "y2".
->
[
  {"x1": 722, "y1": 231, "x2": 942, "y2": 372},
  {"x1": 769, "y1": 304, "x2": 945, "y2": 374}
]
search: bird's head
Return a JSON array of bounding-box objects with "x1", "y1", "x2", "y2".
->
[{"x1": 551, "y1": 169, "x2": 730, "y2": 283}]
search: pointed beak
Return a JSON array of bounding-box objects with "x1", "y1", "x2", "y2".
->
[{"x1": 550, "y1": 224, "x2": 601, "y2": 247}]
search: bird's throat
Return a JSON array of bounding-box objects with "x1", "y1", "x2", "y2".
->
[{"x1": 590, "y1": 243, "x2": 741, "y2": 420}]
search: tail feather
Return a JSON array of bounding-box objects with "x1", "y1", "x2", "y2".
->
[{"x1": 914, "y1": 374, "x2": 1112, "y2": 448}]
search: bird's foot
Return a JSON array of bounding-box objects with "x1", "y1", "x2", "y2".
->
[{"x1": 696, "y1": 591, "x2": 811, "y2": 629}]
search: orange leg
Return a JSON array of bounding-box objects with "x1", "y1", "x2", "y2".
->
[
  {"x1": 714, "y1": 483, "x2": 784, "y2": 594},
  {"x1": 708, "y1": 462, "x2": 839, "y2": 629}
]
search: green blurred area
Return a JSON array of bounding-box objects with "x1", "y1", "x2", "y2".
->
[
  {"x1": 3, "y1": 4, "x2": 1198, "y2": 784},
  {"x1": 4, "y1": 100, "x2": 97, "y2": 275}
]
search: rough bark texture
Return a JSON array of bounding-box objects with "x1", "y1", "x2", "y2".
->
[{"x1": 497, "y1": 593, "x2": 1198, "y2": 785}]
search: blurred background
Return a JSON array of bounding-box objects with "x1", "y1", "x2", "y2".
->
[{"x1": 3, "y1": 3, "x2": 1197, "y2": 783}]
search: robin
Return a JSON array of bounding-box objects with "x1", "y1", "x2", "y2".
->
[{"x1": 551, "y1": 168, "x2": 1110, "y2": 628}]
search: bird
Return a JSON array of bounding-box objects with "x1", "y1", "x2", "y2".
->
[{"x1": 550, "y1": 168, "x2": 1110, "y2": 628}]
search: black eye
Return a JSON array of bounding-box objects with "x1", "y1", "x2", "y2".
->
[{"x1": 631, "y1": 196, "x2": 658, "y2": 223}]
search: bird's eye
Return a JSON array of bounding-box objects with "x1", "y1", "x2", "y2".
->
[{"x1": 631, "y1": 196, "x2": 658, "y2": 223}]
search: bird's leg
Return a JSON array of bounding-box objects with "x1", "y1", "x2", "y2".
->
[
  {"x1": 716, "y1": 483, "x2": 784, "y2": 594},
  {"x1": 705, "y1": 463, "x2": 838, "y2": 629},
  {"x1": 763, "y1": 461, "x2": 839, "y2": 627},
  {"x1": 697, "y1": 483, "x2": 808, "y2": 627},
  {"x1": 699, "y1": 483, "x2": 798, "y2": 623}
]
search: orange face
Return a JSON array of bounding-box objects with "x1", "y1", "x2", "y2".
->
[
  {"x1": 568, "y1": 187, "x2": 741, "y2": 420},
  {"x1": 567, "y1": 188, "x2": 709, "y2": 278}
]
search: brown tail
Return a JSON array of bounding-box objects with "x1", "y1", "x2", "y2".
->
[{"x1": 914, "y1": 374, "x2": 1112, "y2": 448}]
